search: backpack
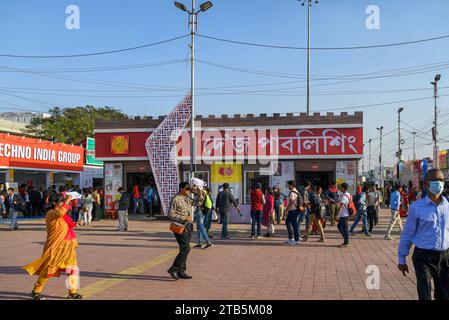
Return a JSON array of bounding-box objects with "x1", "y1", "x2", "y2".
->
[
  {"x1": 289, "y1": 190, "x2": 304, "y2": 212},
  {"x1": 345, "y1": 193, "x2": 356, "y2": 216}
]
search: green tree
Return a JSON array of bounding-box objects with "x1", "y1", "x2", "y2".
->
[{"x1": 24, "y1": 106, "x2": 128, "y2": 144}]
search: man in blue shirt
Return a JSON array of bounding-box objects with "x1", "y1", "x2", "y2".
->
[
  {"x1": 385, "y1": 184, "x2": 403, "y2": 240},
  {"x1": 398, "y1": 168, "x2": 449, "y2": 300}
]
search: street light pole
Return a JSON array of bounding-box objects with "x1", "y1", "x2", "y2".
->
[
  {"x1": 377, "y1": 126, "x2": 383, "y2": 188},
  {"x1": 175, "y1": 1, "x2": 213, "y2": 180},
  {"x1": 368, "y1": 138, "x2": 372, "y2": 180},
  {"x1": 431, "y1": 74, "x2": 441, "y2": 168},
  {"x1": 412, "y1": 131, "x2": 416, "y2": 161},
  {"x1": 301, "y1": 0, "x2": 319, "y2": 116},
  {"x1": 397, "y1": 107, "x2": 404, "y2": 184},
  {"x1": 190, "y1": 0, "x2": 196, "y2": 181}
]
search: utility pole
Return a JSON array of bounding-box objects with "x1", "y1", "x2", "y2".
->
[
  {"x1": 377, "y1": 127, "x2": 383, "y2": 188},
  {"x1": 174, "y1": 0, "x2": 213, "y2": 180},
  {"x1": 300, "y1": 0, "x2": 319, "y2": 116},
  {"x1": 397, "y1": 107, "x2": 404, "y2": 184},
  {"x1": 431, "y1": 74, "x2": 441, "y2": 168}
]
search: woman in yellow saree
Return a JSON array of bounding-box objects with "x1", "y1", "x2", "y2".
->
[{"x1": 23, "y1": 193, "x2": 83, "y2": 300}]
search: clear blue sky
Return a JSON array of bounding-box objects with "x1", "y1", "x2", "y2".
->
[{"x1": 0, "y1": 0, "x2": 449, "y2": 167}]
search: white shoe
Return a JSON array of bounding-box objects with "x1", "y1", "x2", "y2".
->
[
  {"x1": 284, "y1": 239, "x2": 294, "y2": 245},
  {"x1": 289, "y1": 241, "x2": 300, "y2": 246}
]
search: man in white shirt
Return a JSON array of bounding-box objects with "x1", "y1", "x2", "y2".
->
[
  {"x1": 337, "y1": 183, "x2": 351, "y2": 248},
  {"x1": 284, "y1": 180, "x2": 304, "y2": 245}
]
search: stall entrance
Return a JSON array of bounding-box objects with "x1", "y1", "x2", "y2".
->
[
  {"x1": 126, "y1": 172, "x2": 157, "y2": 214},
  {"x1": 295, "y1": 171, "x2": 334, "y2": 189},
  {"x1": 244, "y1": 171, "x2": 270, "y2": 204}
]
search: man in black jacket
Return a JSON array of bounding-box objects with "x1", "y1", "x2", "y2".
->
[{"x1": 215, "y1": 183, "x2": 240, "y2": 240}]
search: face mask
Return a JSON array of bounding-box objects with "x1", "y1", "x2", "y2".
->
[{"x1": 428, "y1": 181, "x2": 444, "y2": 196}]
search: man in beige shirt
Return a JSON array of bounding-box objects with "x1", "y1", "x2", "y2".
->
[{"x1": 167, "y1": 182, "x2": 194, "y2": 280}]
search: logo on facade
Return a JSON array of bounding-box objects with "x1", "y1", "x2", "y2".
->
[{"x1": 111, "y1": 136, "x2": 129, "y2": 154}]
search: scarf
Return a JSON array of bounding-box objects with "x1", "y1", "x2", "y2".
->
[{"x1": 63, "y1": 211, "x2": 76, "y2": 241}]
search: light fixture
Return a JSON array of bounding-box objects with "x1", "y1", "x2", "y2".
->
[
  {"x1": 174, "y1": 1, "x2": 188, "y2": 12},
  {"x1": 199, "y1": 1, "x2": 213, "y2": 12},
  {"x1": 435, "y1": 74, "x2": 441, "y2": 82},
  {"x1": 398, "y1": 107, "x2": 404, "y2": 113}
]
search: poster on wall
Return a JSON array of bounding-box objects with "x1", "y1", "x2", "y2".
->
[
  {"x1": 104, "y1": 163, "x2": 123, "y2": 211},
  {"x1": 336, "y1": 161, "x2": 356, "y2": 194},
  {"x1": 210, "y1": 163, "x2": 242, "y2": 206},
  {"x1": 270, "y1": 161, "x2": 294, "y2": 197}
]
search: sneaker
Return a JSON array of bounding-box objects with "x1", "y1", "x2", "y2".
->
[
  {"x1": 365, "y1": 233, "x2": 372, "y2": 237},
  {"x1": 384, "y1": 235, "x2": 393, "y2": 240},
  {"x1": 318, "y1": 238, "x2": 325, "y2": 243},
  {"x1": 116, "y1": 228, "x2": 124, "y2": 232},
  {"x1": 290, "y1": 241, "x2": 300, "y2": 246},
  {"x1": 250, "y1": 235, "x2": 255, "y2": 239},
  {"x1": 340, "y1": 243, "x2": 349, "y2": 248},
  {"x1": 284, "y1": 239, "x2": 294, "y2": 245},
  {"x1": 194, "y1": 244, "x2": 203, "y2": 248},
  {"x1": 204, "y1": 243, "x2": 213, "y2": 249}
]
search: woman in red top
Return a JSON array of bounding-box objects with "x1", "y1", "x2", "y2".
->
[
  {"x1": 250, "y1": 183, "x2": 264, "y2": 239},
  {"x1": 399, "y1": 186, "x2": 409, "y2": 218},
  {"x1": 262, "y1": 187, "x2": 275, "y2": 238}
]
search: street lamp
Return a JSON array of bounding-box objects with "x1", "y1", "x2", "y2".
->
[
  {"x1": 174, "y1": 1, "x2": 213, "y2": 180},
  {"x1": 397, "y1": 107, "x2": 404, "y2": 183},
  {"x1": 377, "y1": 126, "x2": 383, "y2": 188},
  {"x1": 431, "y1": 74, "x2": 441, "y2": 167},
  {"x1": 299, "y1": 0, "x2": 319, "y2": 116}
]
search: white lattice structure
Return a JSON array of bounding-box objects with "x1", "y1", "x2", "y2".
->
[{"x1": 145, "y1": 95, "x2": 192, "y2": 215}]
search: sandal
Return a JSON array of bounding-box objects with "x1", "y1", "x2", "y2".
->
[
  {"x1": 68, "y1": 292, "x2": 84, "y2": 299},
  {"x1": 31, "y1": 291, "x2": 43, "y2": 300}
]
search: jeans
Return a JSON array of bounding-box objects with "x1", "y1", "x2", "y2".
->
[
  {"x1": 203, "y1": 208, "x2": 212, "y2": 234},
  {"x1": 367, "y1": 206, "x2": 376, "y2": 232},
  {"x1": 9, "y1": 209, "x2": 19, "y2": 230},
  {"x1": 147, "y1": 200, "x2": 154, "y2": 217},
  {"x1": 274, "y1": 200, "x2": 281, "y2": 224},
  {"x1": 328, "y1": 203, "x2": 337, "y2": 225},
  {"x1": 286, "y1": 209, "x2": 300, "y2": 242},
  {"x1": 375, "y1": 206, "x2": 380, "y2": 225},
  {"x1": 412, "y1": 247, "x2": 449, "y2": 300},
  {"x1": 118, "y1": 210, "x2": 128, "y2": 230},
  {"x1": 133, "y1": 197, "x2": 139, "y2": 214},
  {"x1": 298, "y1": 208, "x2": 310, "y2": 235},
  {"x1": 350, "y1": 209, "x2": 369, "y2": 235},
  {"x1": 220, "y1": 211, "x2": 231, "y2": 239},
  {"x1": 337, "y1": 216, "x2": 349, "y2": 245},
  {"x1": 170, "y1": 224, "x2": 192, "y2": 273},
  {"x1": 92, "y1": 202, "x2": 100, "y2": 220},
  {"x1": 71, "y1": 207, "x2": 79, "y2": 223},
  {"x1": 195, "y1": 211, "x2": 211, "y2": 245},
  {"x1": 250, "y1": 210, "x2": 262, "y2": 237}
]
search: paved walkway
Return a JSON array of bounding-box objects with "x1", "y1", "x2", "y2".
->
[{"x1": 0, "y1": 209, "x2": 418, "y2": 300}]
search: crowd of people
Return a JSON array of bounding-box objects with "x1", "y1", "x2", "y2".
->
[
  {"x1": 0, "y1": 183, "x2": 104, "y2": 231},
  {"x1": 5, "y1": 170, "x2": 449, "y2": 300}
]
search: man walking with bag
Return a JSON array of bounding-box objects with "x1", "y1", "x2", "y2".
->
[{"x1": 167, "y1": 182, "x2": 194, "y2": 280}]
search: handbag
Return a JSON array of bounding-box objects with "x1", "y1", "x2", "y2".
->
[
  {"x1": 212, "y1": 210, "x2": 218, "y2": 221},
  {"x1": 169, "y1": 221, "x2": 186, "y2": 235}
]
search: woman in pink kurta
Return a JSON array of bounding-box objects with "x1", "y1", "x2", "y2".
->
[{"x1": 262, "y1": 187, "x2": 275, "y2": 237}]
